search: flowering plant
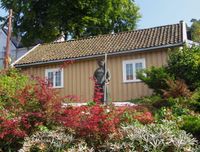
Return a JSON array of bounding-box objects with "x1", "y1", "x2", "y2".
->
[{"x1": 57, "y1": 104, "x2": 154, "y2": 147}]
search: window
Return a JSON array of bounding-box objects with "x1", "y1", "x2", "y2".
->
[
  {"x1": 123, "y1": 58, "x2": 146, "y2": 82},
  {"x1": 45, "y1": 68, "x2": 64, "y2": 88}
]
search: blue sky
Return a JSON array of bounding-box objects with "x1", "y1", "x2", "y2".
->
[
  {"x1": 1, "y1": 0, "x2": 200, "y2": 29},
  {"x1": 135, "y1": 0, "x2": 200, "y2": 29},
  {"x1": 0, "y1": 8, "x2": 6, "y2": 17}
]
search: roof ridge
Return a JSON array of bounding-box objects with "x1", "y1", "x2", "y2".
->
[
  {"x1": 40, "y1": 22, "x2": 181, "y2": 46},
  {"x1": 136, "y1": 22, "x2": 180, "y2": 30}
]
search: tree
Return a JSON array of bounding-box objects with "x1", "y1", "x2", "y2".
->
[
  {"x1": 137, "y1": 67, "x2": 174, "y2": 94},
  {"x1": 168, "y1": 46, "x2": 200, "y2": 90},
  {"x1": 190, "y1": 19, "x2": 200, "y2": 43},
  {"x1": 0, "y1": 0, "x2": 141, "y2": 46}
]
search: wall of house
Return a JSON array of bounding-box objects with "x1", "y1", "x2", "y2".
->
[
  {"x1": 0, "y1": 29, "x2": 16, "y2": 68},
  {"x1": 21, "y1": 48, "x2": 169, "y2": 102},
  {"x1": 16, "y1": 47, "x2": 30, "y2": 59}
]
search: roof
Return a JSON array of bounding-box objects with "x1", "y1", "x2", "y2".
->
[{"x1": 14, "y1": 21, "x2": 186, "y2": 67}]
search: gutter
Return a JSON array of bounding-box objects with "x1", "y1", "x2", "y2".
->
[{"x1": 14, "y1": 42, "x2": 184, "y2": 68}]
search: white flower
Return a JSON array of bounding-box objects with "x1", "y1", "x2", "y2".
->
[{"x1": 106, "y1": 109, "x2": 110, "y2": 113}]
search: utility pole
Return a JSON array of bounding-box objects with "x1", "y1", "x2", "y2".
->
[{"x1": 4, "y1": 9, "x2": 13, "y2": 69}]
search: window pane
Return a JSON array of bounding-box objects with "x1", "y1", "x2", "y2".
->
[
  {"x1": 55, "y1": 71, "x2": 61, "y2": 86},
  {"x1": 126, "y1": 64, "x2": 133, "y2": 80},
  {"x1": 135, "y1": 62, "x2": 143, "y2": 79},
  {"x1": 47, "y1": 72, "x2": 54, "y2": 87}
]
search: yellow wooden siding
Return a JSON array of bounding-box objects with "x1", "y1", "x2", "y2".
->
[{"x1": 21, "y1": 49, "x2": 168, "y2": 101}]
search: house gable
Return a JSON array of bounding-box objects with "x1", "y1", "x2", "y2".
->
[{"x1": 0, "y1": 29, "x2": 17, "y2": 67}]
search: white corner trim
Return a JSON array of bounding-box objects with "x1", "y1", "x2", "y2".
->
[
  {"x1": 11, "y1": 44, "x2": 40, "y2": 67},
  {"x1": 181, "y1": 21, "x2": 187, "y2": 43}
]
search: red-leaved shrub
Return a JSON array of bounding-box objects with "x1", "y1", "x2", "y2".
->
[
  {"x1": 0, "y1": 116, "x2": 26, "y2": 151},
  {"x1": 0, "y1": 69, "x2": 63, "y2": 151},
  {"x1": 57, "y1": 104, "x2": 154, "y2": 146},
  {"x1": 14, "y1": 77, "x2": 62, "y2": 123},
  {"x1": 57, "y1": 105, "x2": 120, "y2": 143},
  {"x1": 0, "y1": 69, "x2": 154, "y2": 151},
  {"x1": 133, "y1": 111, "x2": 154, "y2": 124},
  {"x1": 0, "y1": 117, "x2": 26, "y2": 141},
  {"x1": 20, "y1": 112, "x2": 44, "y2": 134}
]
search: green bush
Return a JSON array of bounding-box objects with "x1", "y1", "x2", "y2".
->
[
  {"x1": 153, "y1": 97, "x2": 193, "y2": 122},
  {"x1": 181, "y1": 115, "x2": 200, "y2": 141},
  {"x1": 189, "y1": 88, "x2": 200, "y2": 112},
  {"x1": 128, "y1": 95, "x2": 162, "y2": 105},
  {"x1": 0, "y1": 68, "x2": 30, "y2": 116},
  {"x1": 0, "y1": 68, "x2": 29, "y2": 97},
  {"x1": 168, "y1": 46, "x2": 200, "y2": 90},
  {"x1": 137, "y1": 66, "x2": 174, "y2": 94}
]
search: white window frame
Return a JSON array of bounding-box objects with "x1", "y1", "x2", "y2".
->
[
  {"x1": 122, "y1": 58, "x2": 146, "y2": 83},
  {"x1": 45, "y1": 68, "x2": 64, "y2": 88}
]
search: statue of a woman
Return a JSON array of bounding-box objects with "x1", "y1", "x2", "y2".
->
[{"x1": 93, "y1": 59, "x2": 111, "y2": 104}]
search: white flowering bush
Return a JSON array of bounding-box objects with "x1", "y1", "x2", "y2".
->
[
  {"x1": 100, "y1": 121, "x2": 199, "y2": 152},
  {"x1": 67, "y1": 140, "x2": 94, "y2": 152},
  {"x1": 101, "y1": 131, "x2": 137, "y2": 152},
  {"x1": 18, "y1": 127, "x2": 96, "y2": 152},
  {"x1": 121, "y1": 121, "x2": 199, "y2": 152},
  {"x1": 18, "y1": 121, "x2": 199, "y2": 152},
  {"x1": 18, "y1": 128, "x2": 74, "y2": 152}
]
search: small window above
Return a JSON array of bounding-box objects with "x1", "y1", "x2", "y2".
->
[
  {"x1": 122, "y1": 58, "x2": 146, "y2": 83},
  {"x1": 45, "y1": 68, "x2": 64, "y2": 88}
]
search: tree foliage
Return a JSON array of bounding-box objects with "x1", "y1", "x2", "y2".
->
[
  {"x1": 168, "y1": 46, "x2": 200, "y2": 90},
  {"x1": 190, "y1": 19, "x2": 200, "y2": 43},
  {"x1": 137, "y1": 67, "x2": 174, "y2": 94},
  {"x1": 0, "y1": 0, "x2": 141, "y2": 46}
]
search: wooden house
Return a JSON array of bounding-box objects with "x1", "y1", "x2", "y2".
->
[{"x1": 13, "y1": 21, "x2": 188, "y2": 101}]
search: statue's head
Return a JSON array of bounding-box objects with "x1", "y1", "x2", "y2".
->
[{"x1": 97, "y1": 59, "x2": 105, "y2": 67}]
